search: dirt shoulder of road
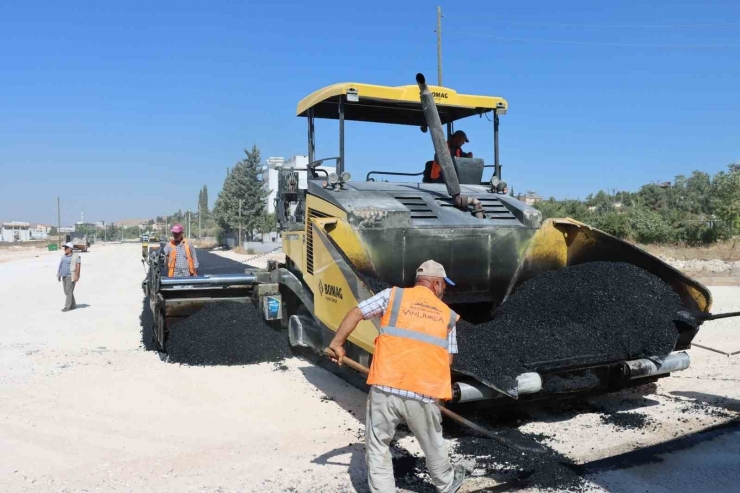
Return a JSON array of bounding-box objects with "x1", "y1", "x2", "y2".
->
[{"x1": 641, "y1": 241, "x2": 740, "y2": 281}]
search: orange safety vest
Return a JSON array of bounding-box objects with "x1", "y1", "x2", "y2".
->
[
  {"x1": 167, "y1": 239, "x2": 195, "y2": 277},
  {"x1": 366, "y1": 286, "x2": 459, "y2": 400},
  {"x1": 431, "y1": 144, "x2": 463, "y2": 180}
]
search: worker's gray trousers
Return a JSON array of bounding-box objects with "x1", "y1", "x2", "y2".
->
[
  {"x1": 365, "y1": 387, "x2": 455, "y2": 493},
  {"x1": 62, "y1": 276, "x2": 76, "y2": 310}
]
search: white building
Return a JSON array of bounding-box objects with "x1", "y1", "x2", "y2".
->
[
  {"x1": 262, "y1": 155, "x2": 336, "y2": 214},
  {"x1": 58, "y1": 227, "x2": 75, "y2": 234},
  {"x1": 30, "y1": 224, "x2": 52, "y2": 240},
  {"x1": 1, "y1": 221, "x2": 31, "y2": 242}
]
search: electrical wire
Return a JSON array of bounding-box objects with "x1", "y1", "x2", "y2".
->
[
  {"x1": 455, "y1": 32, "x2": 740, "y2": 49},
  {"x1": 503, "y1": 20, "x2": 740, "y2": 29}
]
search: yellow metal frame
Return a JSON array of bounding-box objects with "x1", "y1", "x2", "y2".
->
[{"x1": 297, "y1": 82, "x2": 507, "y2": 122}]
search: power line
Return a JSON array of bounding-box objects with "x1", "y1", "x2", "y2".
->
[
  {"x1": 502, "y1": 20, "x2": 740, "y2": 29},
  {"x1": 455, "y1": 32, "x2": 740, "y2": 48}
]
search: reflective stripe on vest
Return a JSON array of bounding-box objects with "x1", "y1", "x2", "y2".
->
[
  {"x1": 377, "y1": 288, "x2": 454, "y2": 349},
  {"x1": 366, "y1": 286, "x2": 459, "y2": 400},
  {"x1": 167, "y1": 239, "x2": 195, "y2": 277}
]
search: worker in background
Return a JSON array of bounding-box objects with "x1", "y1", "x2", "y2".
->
[
  {"x1": 57, "y1": 242, "x2": 81, "y2": 312},
  {"x1": 163, "y1": 224, "x2": 199, "y2": 277},
  {"x1": 328, "y1": 260, "x2": 466, "y2": 493},
  {"x1": 429, "y1": 130, "x2": 473, "y2": 183}
]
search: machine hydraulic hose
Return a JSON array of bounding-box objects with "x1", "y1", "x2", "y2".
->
[{"x1": 416, "y1": 73, "x2": 485, "y2": 219}]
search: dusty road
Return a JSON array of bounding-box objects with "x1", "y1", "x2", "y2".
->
[{"x1": 1, "y1": 242, "x2": 739, "y2": 492}]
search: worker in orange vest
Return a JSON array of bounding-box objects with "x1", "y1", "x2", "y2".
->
[
  {"x1": 163, "y1": 224, "x2": 199, "y2": 277},
  {"x1": 429, "y1": 130, "x2": 473, "y2": 182},
  {"x1": 328, "y1": 260, "x2": 465, "y2": 493}
]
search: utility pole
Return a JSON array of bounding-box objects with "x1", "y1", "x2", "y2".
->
[
  {"x1": 238, "y1": 199, "x2": 243, "y2": 249},
  {"x1": 56, "y1": 196, "x2": 61, "y2": 248},
  {"x1": 436, "y1": 6, "x2": 443, "y2": 86},
  {"x1": 188, "y1": 212, "x2": 191, "y2": 239},
  {"x1": 198, "y1": 211, "x2": 202, "y2": 240}
]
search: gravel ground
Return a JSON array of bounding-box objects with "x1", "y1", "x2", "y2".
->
[{"x1": 2, "y1": 243, "x2": 740, "y2": 493}]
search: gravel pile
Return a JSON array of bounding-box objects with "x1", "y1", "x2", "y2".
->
[
  {"x1": 454, "y1": 262, "x2": 688, "y2": 395},
  {"x1": 166, "y1": 301, "x2": 290, "y2": 366}
]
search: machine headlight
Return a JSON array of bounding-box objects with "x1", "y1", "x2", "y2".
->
[
  {"x1": 341, "y1": 172, "x2": 351, "y2": 182},
  {"x1": 491, "y1": 176, "x2": 500, "y2": 188},
  {"x1": 328, "y1": 172, "x2": 339, "y2": 185}
]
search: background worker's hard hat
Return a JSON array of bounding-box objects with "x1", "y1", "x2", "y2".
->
[{"x1": 171, "y1": 224, "x2": 184, "y2": 233}]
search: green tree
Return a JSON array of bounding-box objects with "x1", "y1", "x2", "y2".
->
[
  {"x1": 712, "y1": 166, "x2": 740, "y2": 237},
  {"x1": 198, "y1": 185, "x2": 210, "y2": 217},
  {"x1": 213, "y1": 145, "x2": 268, "y2": 241},
  {"x1": 258, "y1": 213, "x2": 277, "y2": 239},
  {"x1": 534, "y1": 197, "x2": 565, "y2": 220},
  {"x1": 627, "y1": 206, "x2": 674, "y2": 244}
]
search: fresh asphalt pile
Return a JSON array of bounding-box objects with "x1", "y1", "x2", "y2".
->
[
  {"x1": 600, "y1": 411, "x2": 653, "y2": 430},
  {"x1": 454, "y1": 262, "x2": 688, "y2": 395},
  {"x1": 359, "y1": 273, "x2": 392, "y2": 296},
  {"x1": 166, "y1": 301, "x2": 290, "y2": 366}
]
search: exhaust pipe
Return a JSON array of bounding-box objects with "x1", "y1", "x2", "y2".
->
[
  {"x1": 416, "y1": 73, "x2": 485, "y2": 219},
  {"x1": 623, "y1": 352, "x2": 690, "y2": 379}
]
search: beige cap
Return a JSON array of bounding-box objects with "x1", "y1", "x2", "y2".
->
[{"x1": 416, "y1": 260, "x2": 455, "y2": 286}]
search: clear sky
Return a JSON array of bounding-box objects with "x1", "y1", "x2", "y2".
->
[{"x1": 1, "y1": 1, "x2": 739, "y2": 226}]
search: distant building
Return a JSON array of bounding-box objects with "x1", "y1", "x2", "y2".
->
[
  {"x1": 1, "y1": 221, "x2": 31, "y2": 242},
  {"x1": 659, "y1": 181, "x2": 672, "y2": 189},
  {"x1": 30, "y1": 224, "x2": 52, "y2": 240},
  {"x1": 58, "y1": 227, "x2": 75, "y2": 234},
  {"x1": 515, "y1": 191, "x2": 543, "y2": 206},
  {"x1": 262, "y1": 155, "x2": 336, "y2": 214},
  {"x1": 95, "y1": 221, "x2": 106, "y2": 229}
]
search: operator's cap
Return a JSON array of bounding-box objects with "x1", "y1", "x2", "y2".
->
[
  {"x1": 63, "y1": 242, "x2": 74, "y2": 249},
  {"x1": 416, "y1": 260, "x2": 455, "y2": 286},
  {"x1": 171, "y1": 224, "x2": 184, "y2": 233},
  {"x1": 452, "y1": 130, "x2": 469, "y2": 143}
]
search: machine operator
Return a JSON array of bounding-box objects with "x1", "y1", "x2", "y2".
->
[
  {"x1": 428, "y1": 130, "x2": 473, "y2": 183},
  {"x1": 163, "y1": 224, "x2": 199, "y2": 277},
  {"x1": 328, "y1": 260, "x2": 466, "y2": 493}
]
